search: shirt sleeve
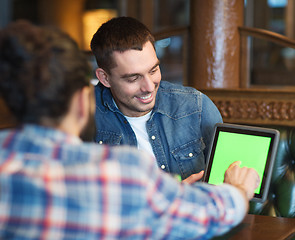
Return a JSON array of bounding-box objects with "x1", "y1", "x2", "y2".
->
[
  {"x1": 143, "y1": 155, "x2": 247, "y2": 239},
  {"x1": 109, "y1": 146, "x2": 246, "y2": 239}
]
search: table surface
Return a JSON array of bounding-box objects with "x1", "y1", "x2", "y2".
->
[{"x1": 212, "y1": 214, "x2": 295, "y2": 240}]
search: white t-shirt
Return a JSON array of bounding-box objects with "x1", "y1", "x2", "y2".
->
[{"x1": 125, "y1": 112, "x2": 155, "y2": 159}]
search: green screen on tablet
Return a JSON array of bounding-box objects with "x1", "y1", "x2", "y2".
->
[{"x1": 203, "y1": 123, "x2": 279, "y2": 202}]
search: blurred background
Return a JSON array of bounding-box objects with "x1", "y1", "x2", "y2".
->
[{"x1": 1, "y1": 0, "x2": 294, "y2": 88}]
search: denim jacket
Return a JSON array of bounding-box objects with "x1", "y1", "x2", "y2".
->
[{"x1": 94, "y1": 81, "x2": 223, "y2": 179}]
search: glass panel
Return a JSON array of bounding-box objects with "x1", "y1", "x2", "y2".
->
[
  {"x1": 267, "y1": 0, "x2": 287, "y2": 34},
  {"x1": 268, "y1": 0, "x2": 287, "y2": 8},
  {"x1": 245, "y1": 0, "x2": 287, "y2": 35},
  {"x1": 84, "y1": 51, "x2": 99, "y2": 85},
  {"x1": 155, "y1": 35, "x2": 185, "y2": 85},
  {"x1": 153, "y1": 0, "x2": 189, "y2": 31},
  {"x1": 250, "y1": 37, "x2": 295, "y2": 86}
]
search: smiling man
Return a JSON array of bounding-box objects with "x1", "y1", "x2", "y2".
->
[
  {"x1": 96, "y1": 40, "x2": 161, "y2": 117},
  {"x1": 91, "y1": 17, "x2": 223, "y2": 183}
]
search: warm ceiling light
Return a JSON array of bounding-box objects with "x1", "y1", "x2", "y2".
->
[{"x1": 83, "y1": 9, "x2": 117, "y2": 50}]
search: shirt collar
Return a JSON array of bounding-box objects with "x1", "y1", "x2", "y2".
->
[
  {"x1": 101, "y1": 85, "x2": 121, "y2": 113},
  {"x1": 22, "y1": 124, "x2": 82, "y2": 145}
]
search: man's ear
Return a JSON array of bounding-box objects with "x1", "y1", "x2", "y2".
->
[{"x1": 96, "y1": 68, "x2": 110, "y2": 88}]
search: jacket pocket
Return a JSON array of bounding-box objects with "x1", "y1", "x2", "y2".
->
[
  {"x1": 95, "y1": 130, "x2": 122, "y2": 145},
  {"x1": 171, "y1": 139, "x2": 206, "y2": 179}
]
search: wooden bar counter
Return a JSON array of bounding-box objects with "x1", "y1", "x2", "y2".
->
[{"x1": 212, "y1": 214, "x2": 295, "y2": 240}]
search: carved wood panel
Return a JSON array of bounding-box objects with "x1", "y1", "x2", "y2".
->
[{"x1": 202, "y1": 88, "x2": 295, "y2": 126}]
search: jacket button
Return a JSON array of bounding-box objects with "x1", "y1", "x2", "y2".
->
[
  {"x1": 189, "y1": 153, "x2": 193, "y2": 157},
  {"x1": 98, "y1": 141, "x2": 103, "y2": 144},
  {"x1": 161, "y1": 164, "x2": 166, "y2": 169},
  {"x1": 151, "y1": 135, "x2": 156, "y2": 140}
]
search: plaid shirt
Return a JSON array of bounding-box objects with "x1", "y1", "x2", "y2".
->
[{"x1": 0, "y1": 125, "x2": 246, "y2": 240}]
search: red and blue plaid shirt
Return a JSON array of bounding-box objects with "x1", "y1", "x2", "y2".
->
[{"x1": 0, "y1": 124, "x2": 246, "y2": 240}]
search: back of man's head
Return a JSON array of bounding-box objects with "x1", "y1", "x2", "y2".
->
[
  {"x1": 90, "y1": 16, "x2": 155, "y2": 74},
  {"x1": 0, "y1": 20, "x2": 91, "y2": 125}
]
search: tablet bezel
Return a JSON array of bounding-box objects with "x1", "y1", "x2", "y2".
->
[{"x1": 203, "y1": 123, "x2": 280, "y2": 202}]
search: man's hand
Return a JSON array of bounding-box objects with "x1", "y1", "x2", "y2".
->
[
  {"x1": 224, "y1": 161, "x2": 260, "y2": 200},
  {"x1": 182, "y1": 171, "x2": 204, "y2": 184}
]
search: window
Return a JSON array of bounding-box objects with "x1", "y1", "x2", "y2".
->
[
  {"x1": 152, "y1": 0, "x2": 190, "y2": 85},
  {"x1": 244, "y1": 0, "x2": 295, "y2": 87}
]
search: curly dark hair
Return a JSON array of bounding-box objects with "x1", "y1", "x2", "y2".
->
[
  {"x1": 0, "y1": 20, "x2": 91, "y2": 124},
  {"x1": 90, "y1": 16, "x2": 155, "y2": 74}
]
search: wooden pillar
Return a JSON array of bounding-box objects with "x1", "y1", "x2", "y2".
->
[
  {"x1": 121, "y1": 0, "x2": 153, "y2": 31},
  {"x1": 286, "y1": 0, "x2": 295, "y2": 40},
  {"x1": 39, "y1": 0, "x2": 86, "y2": 48},
  {"x1": 189, "y1": 0, "x2": 244, "y2": 89}
]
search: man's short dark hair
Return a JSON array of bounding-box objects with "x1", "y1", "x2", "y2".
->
[
  {"x1": 90, "y1": 16, "x2": 155, "y2": 74},
  {"x1": 0, "y1": 20, "x2": 91, "y2": 124}
]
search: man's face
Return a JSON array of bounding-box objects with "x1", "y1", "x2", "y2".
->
[{"x1": 107, "y1": 41, "x2": 161, "y2": 117}]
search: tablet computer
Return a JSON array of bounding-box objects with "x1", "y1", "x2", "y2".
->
[{"x1": 203, "y1": 123, "x2": 280, "y2": 202}]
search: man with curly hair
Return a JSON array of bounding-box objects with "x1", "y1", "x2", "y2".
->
[{"x1": 0, "y1": 20, "x2": 259, "y2": 239}]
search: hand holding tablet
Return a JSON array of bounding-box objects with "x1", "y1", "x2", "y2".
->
[{"x1": 203, "y1": 123, "x2": 280, "y2": 202}]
